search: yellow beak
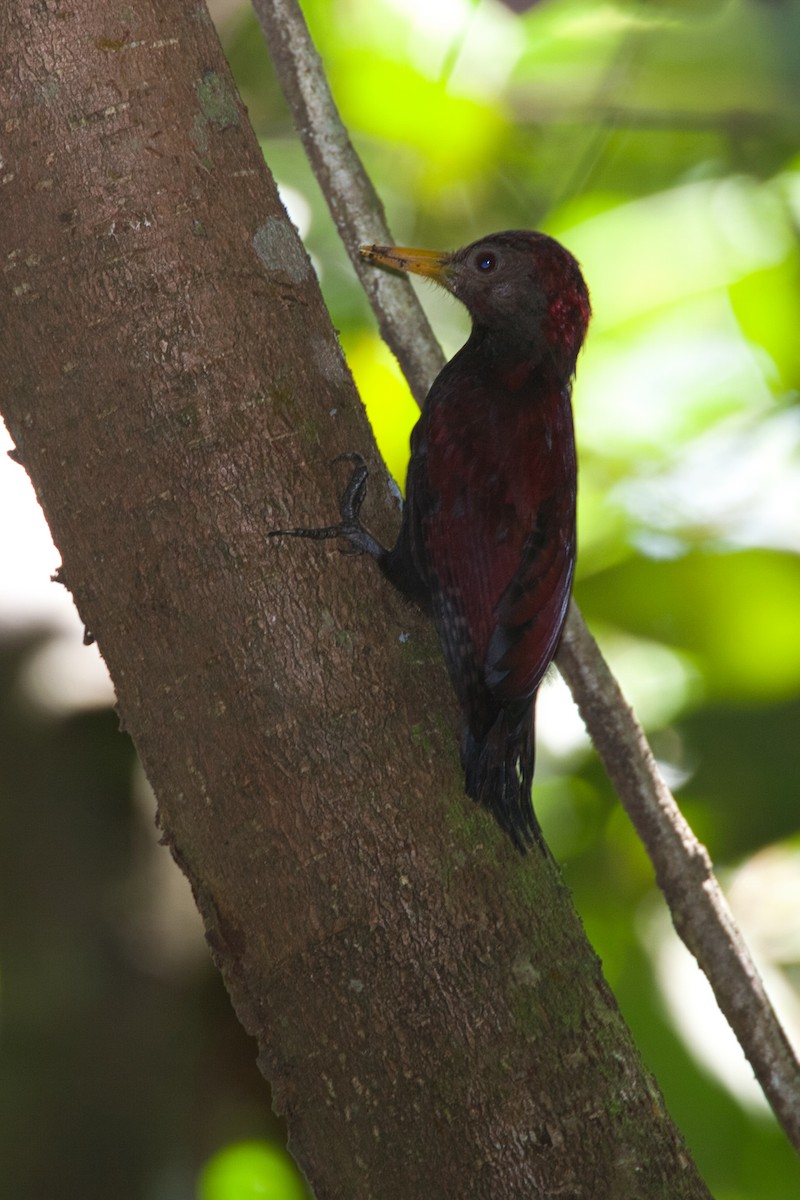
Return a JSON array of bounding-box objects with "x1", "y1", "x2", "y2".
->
[{"x1": 360, "y1": 244, "x2": 451, "y2": 283}]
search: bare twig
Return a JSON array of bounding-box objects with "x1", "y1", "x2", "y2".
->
[
  {"x1": 251, "y1": 0, "x2": 443, "y2": 405},
  {"x1": 557, "y1": 612, "x2": 800, "y2": 1147},
  {"x1": 254, "y1": 0, "x2": 800, "y2": 1148}
]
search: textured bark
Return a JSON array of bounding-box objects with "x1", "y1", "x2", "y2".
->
[{"x1": 0, "y1": 1, "x2": 712, "y2": 1196}]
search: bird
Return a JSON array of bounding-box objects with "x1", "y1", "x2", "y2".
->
[{"x1": 272, "y1": 231, "x2": 591, "y2": 851}]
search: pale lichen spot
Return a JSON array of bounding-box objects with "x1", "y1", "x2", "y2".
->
[
  {"x1": 252, "y1": 217, "x2": 312, "y2": 284},
  {"x1": 36, "y1": 78, "x2": 61, "y2": 105},
  {"x1": 195, "y1": 70, "x2": 239, "y2": 131},
  {"x1": 307, "y1": 333, "x2": 348, "y2": 383}
]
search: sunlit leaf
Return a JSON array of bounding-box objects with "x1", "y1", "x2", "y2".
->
[
  {"x1": 730, "y1": 248, "x2": 800, "y2": 392},
  {"x1": 579, "y1": 549, "x2": 800, "y2": 702},
  {"x1": 198, "y1": 1140, "x2": 308, "y2": 1200},
  {"x1": 332, "y1": 53, "x2": 510, "y2": 191},
  {"x1": 344, "y1": 332, "x2": 418, "y2": 488}
]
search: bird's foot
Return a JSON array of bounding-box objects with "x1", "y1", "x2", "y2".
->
[{"x1": 269, "y1": 453, "x2": 385, "y2": 561}]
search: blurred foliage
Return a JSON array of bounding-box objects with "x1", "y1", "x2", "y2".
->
[
  {"x1": 2, "y1": 0, "x2": 799, "y2": 1197},
  {"x1": 199, "y1": 1139, "x2": 309, "y2": 1200}
]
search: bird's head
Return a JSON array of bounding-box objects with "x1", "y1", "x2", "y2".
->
[{"x1": 362, "y1": 230, "x2": 591, "y2": 374}]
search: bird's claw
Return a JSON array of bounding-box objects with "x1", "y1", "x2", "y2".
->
[
  {"x1": 336, "y1": 456, "x2": 369, "y2": 526},
  {"x1": 269, "y1": 454, "x2": 384, "y2": 562}
]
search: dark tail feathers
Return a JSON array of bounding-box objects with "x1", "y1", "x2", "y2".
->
[{"x1": 461, "y1": 703, "x2": 541, "y2": 852}]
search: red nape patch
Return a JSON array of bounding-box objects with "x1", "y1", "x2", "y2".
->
[{"x1": 545, "y1": 289, "x2": 590, "y2": 356}]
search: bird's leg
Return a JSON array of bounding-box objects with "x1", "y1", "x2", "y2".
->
[{"x1": 269, "y1": 453, "x2": 388, "y2": 562}]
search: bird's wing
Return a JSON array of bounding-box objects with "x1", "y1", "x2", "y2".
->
[
  {"x1": 418, "y1": 430, "x2": 575, "y2": 713},
  {"x1": 412, "y1": 366, "x2": 576, "y2": 717},
  {"x1": 485, "y1": 505, "x2": 575, "y2": 701}
]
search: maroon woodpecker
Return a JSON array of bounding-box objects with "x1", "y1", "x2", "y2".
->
[{"x1": 273, "y1": 231, "x2": 591, "y2": 850}]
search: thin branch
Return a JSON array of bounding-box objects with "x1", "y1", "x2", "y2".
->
[
  {"x1": 557, "y1": 611, "x2": 800, "y2": 1147},
  {"x1": 254, "y1": 0, "x2": 800, "y2": 1149},
  {"x1": 252, "y1": 0, "x2": 443, "y2": 405}
]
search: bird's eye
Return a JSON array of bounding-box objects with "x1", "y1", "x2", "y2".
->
[{"x1": 476, "y1": 252, "x2": 496, "y2": 273}]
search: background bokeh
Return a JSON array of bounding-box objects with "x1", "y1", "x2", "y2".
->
[{"x1": 2, "y1": 1, "x2": 799, "y2": 1196}]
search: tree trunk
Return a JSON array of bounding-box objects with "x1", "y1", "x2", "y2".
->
[{"x1": 0, "y1": 1, "x2": 712, "y2": 1195}]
